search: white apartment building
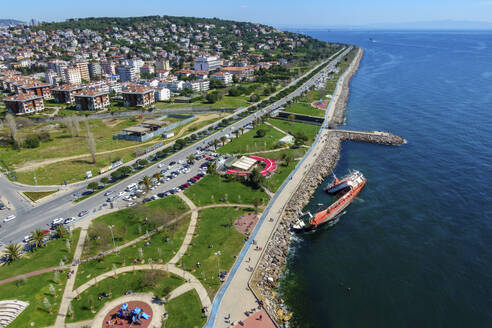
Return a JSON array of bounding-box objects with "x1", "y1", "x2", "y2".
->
[
  {"x1": 116, "y1": 65, "x2": 139, "y2": 82},
  {"x1": 154, "y1": 87, "x2": 171, "y2": 101},
  {"x1": 193, "y1": 55, "x2": 222, "y2": 72},
  {"x1": 63, "y1": 67, "x2": 82, "y2": 85},
  {"x1": 211, "y1": 71, "x2": 233, "y2": 85}
]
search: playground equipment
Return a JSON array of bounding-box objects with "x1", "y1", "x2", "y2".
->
[{"x1": 116, "y1": 303, "x2": 151, "y2": 325}]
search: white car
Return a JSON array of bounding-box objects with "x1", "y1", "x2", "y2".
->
[
  {"x1": 3, "y1": 215, "x2": 16, "y2": 223},
  {"x1": 117, "y1": 191, "x2": 125, "y2": 197},
  {"x1": 64, "y1": 217, "x2": 76, "y2": 225},
  {"x1": 23, "y1": 234, "x2": 32, "y2": 243},
  {"x1": 127, "y1": 202, "x2": 136, "y2": 207},
  {"x1": 51, "y1": 218, "x2": 64, "y2": 226}
]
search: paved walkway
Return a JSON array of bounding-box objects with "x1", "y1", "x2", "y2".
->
[{"x1": 263, "y1": 122, "x2": 290, "y2": 136}]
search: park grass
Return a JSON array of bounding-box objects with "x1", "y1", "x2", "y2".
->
[
  {"x1": 74, "y1": 215, "x2": 190, "y2": 289},
  {"x1": 252, "y1": 147, "x2": 308, "y2": 160},
  {"x1": 181, "y1": 207, "x2": 250, "y2": 298},
  {"x1": 165, "y1": 289, "x2": 206, "y2": 328},
  {"x1": 283, "y1": 102, "x2": 325, "y2": 118},
  {"x1": 14, "y1": 147, "x2": 137, "y2": 185},
  {"x1": 211, "y1": 95, "x2": 249, "y2": 109},
  {"x1": 217, "y1": 123, "x2": 285, "y2": 155},
  {"x1": 23, "y1": 190, "x2": 59, "y2": 201},
  {"x1": 184, "y1": 175, "x2": 268, "y2": 207},
  {"x1": 0, "y1": 228, "x2": 81, "y2": 282},
  {"x1": 264, "y1": 161, "x2": 299, "y2": 192},
  {"x1": 267, "y1": 119, "x2": 321, "y2": 144},
  {"x1": 67, "y1": 270, "x2": 184, "y2": 323},
  {"x1": 81, "y1": 196, "x2": 189, "y2": 259},
  {"x1": 0, "y1": 271, "x2": 68, "y2": 327},
  {"x1": 154, "y1": 102, "x2": 199, "y2": 109}
]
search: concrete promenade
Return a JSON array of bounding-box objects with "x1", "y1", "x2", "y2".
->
[{"x1": 208, "y1": 47, "x2": 358, "y2": 327}]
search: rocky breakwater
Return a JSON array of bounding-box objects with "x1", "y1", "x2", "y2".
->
[
  {"x1": 250, "y1": 132, "x2": 342, "y2": 324},
  {"x1": 331, "y1": 48, "x2": 364, "y2": 125},
  {"x1": 334, "y1": 130, "x2": 406, "y2": 146}
]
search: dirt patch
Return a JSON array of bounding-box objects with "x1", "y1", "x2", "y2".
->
[
  {"x1": 234, "y1": 212, "x2": 259, "y2": 235},
  {"x1": 102, "y1": 118, "x2": 124, "y2": 128}
]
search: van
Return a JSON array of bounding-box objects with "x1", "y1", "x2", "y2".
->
[
  {"x1": 125, "y1": 183, "x2": 137, "y2": 192},
  {"x1": 3, "y1": 214, "x2": 16, "y2": 223}
]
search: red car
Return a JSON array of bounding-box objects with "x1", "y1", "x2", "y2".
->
[{"x1": 42, "y1": 229, "x2": 50, "y2": 235}]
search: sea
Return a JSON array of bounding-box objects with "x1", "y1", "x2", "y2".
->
[{"x1": 279, "y1": 30, "x2": 492, "y2": 328}]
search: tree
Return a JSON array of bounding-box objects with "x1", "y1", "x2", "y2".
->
[
  {"x1": 288, "y1": 114, "x2": 296, "y2": 124},
  {"x1": 24, "y1": 136, "x2": 40, "y2": 148},
  {"x1": 249, "y1": 94, "x2": 259, "y2": 102},
  {"x1": 65, "y1": 116, "x2": 74, "y2": 137},
  {"x1": 87, "y1": 133, "x2": 96, "y2": 164},
  {"x1": 247, "y1": 168, "x2": 265, "y2": 189},
  {"x1": 153, "y1": 172, "x2": 162, "y2": 181},
  {"x1": 252, "y1": 198, "x2": 263, "y2": 214},
  {"x1": 138, "y1": 159, "x2": 148, "y2": 167},
  {"x1": 100, "y1": 177, "x2": 109, "y2": 185},
  {"x1": 281, "y1": 152, "x2": 294, "y2": 167},
  {"x1": 212, "y1": 139, "x2": 220, "y2": 150},
  {"x1": 256, "y1": 129, "x2": 266, "y2": 138},
  {"x1": 87, "y1": 182, "x2": 99, "y2": 191},
  {"x1": 5, "y1": 114, "x2": 18, "y2": 146},
  {"x1": 55, "y1": 225, "x2": 67, "y2": 239},
  {"x1": 31, "y1": 229, "x2": 45, "y2": 248},
  {"x1": 206, "y1": 92, "x2": 219, "y2": 104},
  {"x1": 3, "y1": 243, "x2": 22, "y2": 262},
  {"x1": 220, "y1": 136, "x2": 227, "y2": 146},
  {"x1": 233, "y1": 130, "x2": 240, "y2": 139},
  {"x1": 141, "y1": 176, "x2": 152, "y2": 192},
  {"x1": 187, "y1": 154, "x2": 195, "y2": 164}
]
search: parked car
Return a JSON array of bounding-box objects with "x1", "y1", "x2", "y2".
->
[
  {"x1": 3, "y1": 214, "x2": 16, "y2": 223},
  {"x1": 64, "y1": 217, "x2": 76, "y2": 225},
  {"x1": 104, "y1": 191, "x2": 114, "y2": 196},
  {"x1": 51, "y1": 218, "x2": 64, "y2": 227},
  {"x1": 23, "y1": 234, "x2": 32, "y2": 243},
  {"x1": 78, "y1": 210, "x2": 88, "y2": 217}
]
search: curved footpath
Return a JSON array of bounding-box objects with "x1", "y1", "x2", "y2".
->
[{"x1": 204, "y1": 47, "x2": 356, "y2": 328}]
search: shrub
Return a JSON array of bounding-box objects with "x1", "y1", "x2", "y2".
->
[{"x1": 24, "y1": 136, "x2": 40, "y2": 148}]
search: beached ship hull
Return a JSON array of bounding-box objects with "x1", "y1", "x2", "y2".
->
[{"x1": 293, "y1": 172, "x2": 366, "y2": 232}]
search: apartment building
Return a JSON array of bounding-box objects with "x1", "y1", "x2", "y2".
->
[
  {"x1": 220, "y1": 66, "x2": 255, "y2": 80},
  {"x1": 154, "y1": 87, "x2": 171, "y2": 101},
  {"x1": 122, "y1": 84, "x2": 155, "y2": 107},
  {"x1": 116, "y1": 65, "x2": 139, "y2": 82},
  {"x1": 74, "y1": 89, "x2": 110, "y2": 111},
  {"x1": 4, "y1": 93, "x2": 44, "y2": 115},
  {"x1": 210, "y1": 71, "x2": 233, "y2": 85},
  {"x1": 19, "y1": 81, "x2": 52, "y2": 100},
  {"x1": 63, "y1": 67, "x2": 82, "y2": 85},
  {"x1": 76, "y1": 62, "x2": 90, "y2": 82},
  {"x1": 88, "y1": 62, "x2": 103, "y2": 79},
  {"x1": 193, "y1": 55, "x2": 222, "y2": 71},
  {"x1": 155, "y1": 59, "x2": 170, "y2": 71},
  {"x1": 51, "y1": 84, "x2": 84, "y2": 104},
  {"x1": 101, "y1": 61, "x2": 116, "y2": 75}
]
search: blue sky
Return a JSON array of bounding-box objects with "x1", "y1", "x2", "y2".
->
[{"x1": 2, "y1": 0, "x2": 492, "y2": 26}]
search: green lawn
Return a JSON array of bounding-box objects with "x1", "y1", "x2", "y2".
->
[
  {"x1": 217, "y1": 123, "x2": 286, "y2": 155},
  {"x1": 0, "y1": 228, "x2": 81, "y2": 281},
  {"x1": 74, "y1": 215, "x2": 190, "y2": 289},
  {"x1": 184, "y1": 175, "x2": 268, "y2": 206},
  {"x1": 253, "y1": 147, "x2": 308, "y2": 160},
  {"x1": 67, "y1": 271, "x2": 184, "y2": 323},
  {"x1": 23, "y1": 190, "x2": 59, "y2": 201},
  {"x1": 264, "y1": 161, "x2": 299, "y2": 192},
  {"x1": 81, "y1": 196, "x2": 188, "y2": 259},
  {"x1": 181, "y1": 207, "x2": 249, "y2": 297},
  {"x1": 284, "y1": 102, "x2": 325, "y2": 118},
  {"x1": 166, "y1": 290, "x2": 206, "y2": 328},
  {"x1": 210, "y1": 95, "x2": 250, "y2": 109},
  {"x1": 0, "y1": 272, "x2": 68, "y2": 327},
  {"x1": 267, "y1": 119, "x2": 321, "y2": 144}
]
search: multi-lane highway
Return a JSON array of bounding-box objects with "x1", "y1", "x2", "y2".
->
[{"x1": 0, "y1": 46, "x2": 350, "y2": 246}]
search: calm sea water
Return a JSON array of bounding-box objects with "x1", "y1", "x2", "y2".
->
[{"x1": 280, "y1": 30, "x2": 492, "y2": 328}]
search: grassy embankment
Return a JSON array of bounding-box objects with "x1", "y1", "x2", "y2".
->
[{"x1": 23, "y1": 190, "x2": 59, "y2": 201}]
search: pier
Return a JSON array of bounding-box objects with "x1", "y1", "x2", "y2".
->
[{"x1": 331, "y1": 129, "x2": 405, "y2": 145}]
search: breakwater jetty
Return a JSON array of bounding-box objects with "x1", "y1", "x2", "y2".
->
[{"x1": 249, "y1": 47, "x2": 405, "y2": 326}]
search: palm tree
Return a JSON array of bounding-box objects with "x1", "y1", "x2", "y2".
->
[
  {"x1": 212, "y1": 139, "x2": 220, "y2": 150},
  {"x1": 152, "y1": 172, "x2": 162, "y2": 181},
  {"x1": 234, "y1": 130, "x2": 240, "y2": 139},
  {"x1": 240, "y1": 127, "x2": 245, "y2": 136},
  {"x1": 220, "y1": 136, "x2": 227, "y2": 147},
  {"x1": 55, "y1": 225, "x2": 67, "y2": 239},
  {"x1": 141, "y1": 176, "x2": 152, "y2": 192},
  {"x1": 187, "y1": 155, "x2": 195, "y2": 164},
  {"x1": 252, "y1": 198, "x2": 263, "y2": 214},
  {"x1": 32, "y1": 229, "x2": 45, "y2": 248},
  {"x1": 3, "y1": 243, "x2": 23, "y2": 262}
]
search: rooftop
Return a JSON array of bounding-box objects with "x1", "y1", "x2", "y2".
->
[{"x1": 5, "y1": 93, "x2": 42, "y2": 102}]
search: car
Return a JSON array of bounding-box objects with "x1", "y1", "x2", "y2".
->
[
  {"x1": 117, "y1": 191, "x2": 125, "y2": 197},
  {"x1": 157, "y1": 192, "x2": 166, "y2": 198},
  {"x1": 127, "y1": 202, "x2": 136, "y2": 207},
  {"x1": 151, "y1": 195, "x2": 159, "y2": 200},
  {"x1": 78, "y1": 210, "x2": 88, "y2": 217},
  {"x1": 23, "y1": 234, "x2": 32, "y2": 243},
  {"x1": 64, "y1": 217, "x2": 76, "y2": 225},
  {"x1": 104, "y1": 191, "x2": 114, "y2": 196},
  {"x1": 169, "y1": 161, "x2": 176, "y2": 166},
  {"x1": 178, "y1": 159, "x2": 184, "y2": 164},
  {"x1": 158, "y1": 163, "x2": 165, "y2": 168},
  {"x1": 3, "y1": 214, "x2": 16, "y2": 223},
  {"x1": 0, "y1": 201, "x2": 5, "y2": 210}
]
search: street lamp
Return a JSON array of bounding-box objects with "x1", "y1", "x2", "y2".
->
[{"x1": 108, "y1": 225, "x2": 116, "y2": 250}]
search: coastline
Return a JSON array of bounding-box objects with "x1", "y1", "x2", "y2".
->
[{"x1": 249, "y1": 48, "x2": 366, "y2": 324}]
